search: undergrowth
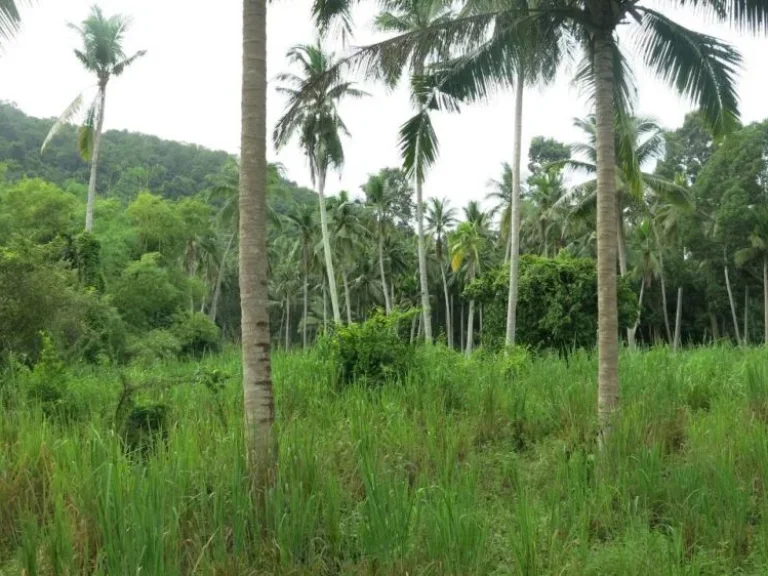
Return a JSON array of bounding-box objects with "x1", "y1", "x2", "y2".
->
[{"x1": 2, "y1": 345, "x2": 768, "y2": 574}]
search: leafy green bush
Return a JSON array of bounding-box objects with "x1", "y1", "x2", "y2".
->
[
  {"x1": 112, "y1": 253, "x2": 183, "y2": 330},
  {"x1": 172, "y1": 312, "x2": 221, "y2": 357},
  {"x1": 321, "y1": 309, "x2": 418, "y2": 386},
  {"x1": 466, "y1": 254, "x2": 635, "y2": 353},
  {"x1": 26, "y1": 333, "x2": 83, "y2": 421},
  {"x1": 127, "y1": 330, "x2": 181, "y2": 365}
]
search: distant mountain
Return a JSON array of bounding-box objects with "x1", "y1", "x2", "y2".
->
[{"x1": 0, "y1": 101, "x2": 316, "y2": 208}]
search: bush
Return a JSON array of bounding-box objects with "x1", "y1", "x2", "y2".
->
[
  {"x1": 127, "y1": 330, "x2": 181, "y2": 365},
  {"x1": 112, "y1": 253, "x2": 183, "y2": 330},
  {"x1": 172, "y1": 312, "x2": 221, "y2": 357},
  {"x1": 466, "y1": 254, "x2": 636, "y2": 353},
  {"x1": 321, "y1": 309, "x2": 418, "y2": 386}
]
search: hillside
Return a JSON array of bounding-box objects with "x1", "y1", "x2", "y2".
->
[{"x1": 0, "y1": 101, "x2": 316, "y2": 207}]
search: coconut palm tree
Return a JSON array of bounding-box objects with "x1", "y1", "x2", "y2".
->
[
  {"x1": 329, "y1": 190, "x2": 369, "y2": 323},
  {"x1": 42, "y1": 6, "x2": 146, "y2": 232},
  {"x1": 735, "y1": 207, "x2": 768, "y2": 345},
  {"x1": 285, "y1": 203, "x2": 318, "y2": 348},
  {"x1": 450, "y1": 220, "x2": 485, "y2": 357},
  {"x1": 239, "y1": 0, "x2": 273, "y2": 467},
  {"x1": 486, "y1": 162, "x2": 514, "y2": 260},
  {"x1": 363, "y1": 172, "x2": 397, "y2": 314},
  {"x1": 375, "y1": 0, "x2": 454, "y2": 342},
  {"x1": 274, "y1": 42, "x2": 367, "y2": 325},
  {"x1": 629, "y1": 219, "x2": 662, "y2": 346},
  {"x1": 527, "y1": 168, "x2": 567, "y2": 257},
  {"x1": 426, "y1": 197, "x2": 457, "y2": 346},
  {"x1": 324, "y1": 0, "x2": 752, "y2": 440}
]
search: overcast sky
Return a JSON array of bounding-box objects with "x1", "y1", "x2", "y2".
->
[{"x1": 0, "y1": 1, "x2": 766, "y2": 209}]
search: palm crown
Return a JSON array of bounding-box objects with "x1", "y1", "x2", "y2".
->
[{"x1": 274, "y1": 42, "x2": 366, "y2": 185}]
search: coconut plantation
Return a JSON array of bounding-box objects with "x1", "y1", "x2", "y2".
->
[{"x1": 1, "y1": 0, "x2": 768, "y2": 574}]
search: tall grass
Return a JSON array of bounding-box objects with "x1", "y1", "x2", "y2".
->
[{"x1": 2, "y1": 345, "x2": 768, "y2": 573}]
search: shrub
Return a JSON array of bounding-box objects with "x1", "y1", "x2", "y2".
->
[
  {"x1": 321, "y1": 309, "x2": 418, "y2": 386},
  {"x1": 127, "y1": 329, "x2": 181, "y2": 365},
  {"x1": 465, "y1": 254, "x2": 636, "y2": 353},
  {"x1": 112, "y1": 253, "x2": 183, "y2": 330},
  {"x1": 172, "y1": 312, "x2": 221, "y2": 357}
]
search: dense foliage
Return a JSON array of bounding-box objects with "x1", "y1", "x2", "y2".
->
[{"x1": 467, "y1": 255, "x2": 636, "y2": 353}]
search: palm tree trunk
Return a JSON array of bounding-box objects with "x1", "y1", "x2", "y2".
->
[
  {"x1": 317, "y1": 169, "x2": 342, "y2": 324},
  {"x1": 342, "y1": 268, "x2": 353, "y2": 324},
  {"x1": 629, "y1": 280, "x2": 645, "y2": 348},
  {"x1": 673, "y1": 287, "x2": 683, "y2": 351},
  {"x1": 378, "y1": 225, "x2": 392, "y2": 314},
  {"x1": 466, "y1": 299, "x2": 475, "y2": 358},
  {"x1": 323, "y1": 278, "x2": 328, "y2": 333},
  {"x1": 764, "y1": 256, "x2": 767, "y2": 345},
  {"x1": 239, "y1": 0, "x2": 274, "y2": 467},
  {"x1": 652, "y1": 225, "x2": 673, "y2": 343},
  {"x1": 85, "y1": 84, "x2": 107, "y2": 232},
  {"x1": 744, "y1": 285, "x2": 749, "y2": 345},
  {"x1": 594, "y1": 36, "x2": 620, "y2": 440},
  {"x1": 460, "y1": 299, "x2": 465, "y2": 352},
  {"x1": 441, "y1": 263, "x2": 452, "y2": 347},
  {"x1": 617, "y1": 204, "x2": 628, "y2": 278},
  {"x1": 285, "y1": 297, "x2": 291, "y2": 350},
  {"x1": 725, "y1": 263, "x2": 742, "y2": 344},
  {"x1": 505, "y1": 73, "x2": 524, "y2": 349},
  {"x1": 617, "y1": 203, "x2": 634, "y2": 348},
  {"x1": 210, "y1": 231, "x2": 236, "y2": 324},
  {"x1": 302, "y1": 250, "x2": 308, "y2": 348}
]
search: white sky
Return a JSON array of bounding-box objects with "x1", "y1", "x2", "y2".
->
[{"x1": 0, "y1": 1, "x2": 766, "y2": 209}]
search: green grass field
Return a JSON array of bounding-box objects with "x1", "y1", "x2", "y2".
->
[{"x1": 3, "y1": 346, "x2": 768, "y2": 574}]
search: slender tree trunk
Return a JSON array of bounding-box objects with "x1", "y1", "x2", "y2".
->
[
  {"x1": 441, "y1": 263, "x2": 452, "y2": 347},
  {"x1": 659, "y1": 269, "x2": 672, "y2": 344},
  {"x1": 651, "y1": 224, "x2": 672, "y2": 343},
  {"x1": 278, "y1": 304, "x2": 285, "y2": 349},
  {"x1": 479, "y1": 304, "x2": 484, "y2": 342},
  {"x1": 744, "y1": 285, "x2": 749, "y2": 345},
  {"x1": 391, "y1": 283, "x2": 396, "y2": 311},
  {"x1": 210, "y1": 231, "x2": 235, "y2": 324},
  {"x1": 417, "y1": 313, "x2": 423, "y2": 339},
  {"x1": 460, "y1": 300, "x2": 465, "y2": 352},
  {"x1": 317, "y1": 170, "x2": 342, "y2": 324},
  {"x1": 85, "y1": 84, "x2": 107, "y2": 232},
  {"x1": 617, "y1": 204, "x2": 628, "y2": 278},
  {"x1": 764, "y1": 256, "x2": 768, "y2": 345},
  {"x1": 285, "y1": 297, "x2": 291, "y2": 351},
  {"x1": 466, "y1": 299, "x2": 475, "y2": 358},
  {"x1": 302, "y1": 251, "x2": 308, "y2": 348},
  {"x1": 673, "y1": 287, "x2": 683, "y2": 351},
  {"x1": 323, "y1": 278, "x2": 328, "y2": 333},
  {"x1": 724, "y1": 264, "x2": 742, "y2": 345},
  {"x1": 378, "y1": 224, "x2": 392, "y2": 313},
  {"x1": 594, "y1": 37, "x2": 620, "y2": 441},
  {"x1": 629, "y1": 280, "x2": 645, "y2": 348},
  {"x1": 342, "y1": 268, "x2": 353, "y2": 324},
  {"x1": 505, "y1": 74, "x2": 524, "y2": 349},
  {"x1": 239, "y1": 0, "x2": 273, "y2": 467}
]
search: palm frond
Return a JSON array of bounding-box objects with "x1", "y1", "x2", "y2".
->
[
  {"x1": 633, "y1": 7, "x2": 742, "y2": 138},
  {"x1": 112, "y1": 49, "x2": 147, "y2": 76},
  {"x1": 77, "y1": 99, "x2": 99, "y2": 161},
  {"x1": 41, "y1": 91, "x2": 88, "y2": 153},
  {"x1": 399, "y1": 108, "x2": 439, "y2": 187}
]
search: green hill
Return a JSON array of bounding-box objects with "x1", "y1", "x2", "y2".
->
[{"x1": 0, "y1": 101, "x2": 316, "y2": 207}]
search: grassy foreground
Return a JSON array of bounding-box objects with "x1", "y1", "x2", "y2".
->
[{"x1": 3, "y1": 345, "x2": 768, "y2": 574}]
